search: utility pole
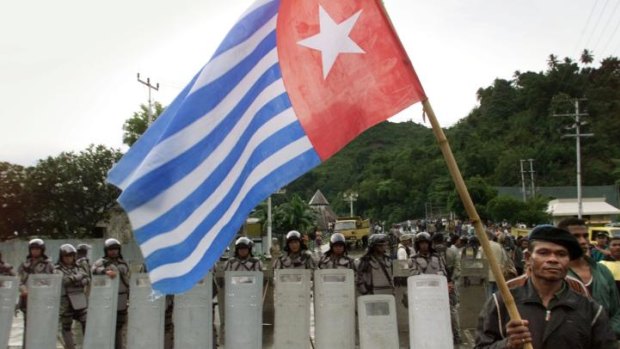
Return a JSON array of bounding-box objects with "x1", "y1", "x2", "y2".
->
[
  {"x1": 555, "y1": 99, "x2": 593, "y2": 219},
  {"x1": 343, "y1": 192, "x2": 358, "y2": 217},
  {"x1": 520, "y1": 160, "x2": 527, "y2": 202},
  {"x1": 528, "y1": 159, "x2": 535, "y2": 198},
  {"x1": 137, "y1": 73, "x2": 159, "y2": 125}
]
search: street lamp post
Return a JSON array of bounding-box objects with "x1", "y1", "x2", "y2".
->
[{"x1": 343, "y1": 192, "x2": 359, "y2": 217}]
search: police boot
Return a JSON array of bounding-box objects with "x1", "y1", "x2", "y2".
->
[{"x1": 62, "y1": 329, "x2": 76, "y2": 349}]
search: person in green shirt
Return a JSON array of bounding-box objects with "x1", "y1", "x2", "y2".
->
[{"x1": 560, "y1": 217, "x2": 620, "y2": 339}]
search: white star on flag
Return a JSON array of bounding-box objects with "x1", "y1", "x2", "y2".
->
[{"x1": 297, "y1": 5, "x2": 365, "y2": 79}]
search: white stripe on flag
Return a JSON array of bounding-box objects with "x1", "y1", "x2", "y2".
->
[
  {"x1": 139, "y1": 107, "x2": 298, "y2": 258},
  {"x1": 117, "y1": 47, "x2": 279, "y2": 190},
  {"x1": 189, "y1": 14, "x2": 277, "y2": 95},
  {"x1": 130, "y1": 78, "x2": 287, "y2": 229},
  {"x1": 148, "y1": 136, "x2": 314, "y2": 283}
]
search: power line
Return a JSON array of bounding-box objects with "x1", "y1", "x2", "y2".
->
[
  {"x1": 583, "y1": 0, "x2": 611, "y2": 52},
  {"x1": 591, "y1": 0, "x2": 620, "y2": 54},
  {"x1": 598, "y1": 9, "x2": 620, "y2": 56},
  {"x1": 574, "y1": 0, "x2": 601, "y2": 53}
]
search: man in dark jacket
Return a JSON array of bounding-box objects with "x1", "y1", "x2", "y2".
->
[{"x1": 475, "y1": 225, "x2": 616, "y2": 349}]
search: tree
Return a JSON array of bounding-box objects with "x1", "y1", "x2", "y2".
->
[
  {"x1": 447, "y1": 177, "x2": 497, "y2": 220},
  {"x1": 25, "y1": 145, "x2": 122, "y2": 238},
  {"x1": 272, "y1": 194, "x2": 317, "y2": 237},
  {"x1": 122, "y1": 102, "x2": 164, "y2": 146},
  {"x1": 0, "y1": 162, "x2": 28, "y2": 239},
  {"x1": 547, "y1": 54, "x2": 559, "y2": 70},
  {"x1": 580, "y1": 49, "x2": 594, "y2": 65}
]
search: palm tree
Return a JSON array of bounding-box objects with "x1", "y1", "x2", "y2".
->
[
  {"x1": 273, "y1": 194, "x2": 317, "y2": 236},
  {"x1": 580, "y1": 49, "x2": 594, "y2": 65},
  {"x1": 547, "y1": 54, "x2": 559, "y2": 70}
]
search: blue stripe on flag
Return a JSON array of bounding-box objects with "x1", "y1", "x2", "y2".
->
[
  {"x1": 211, "y1": 0, "x2": 279, "y2": 59},
  {"x1": 143, "y1": 120, "x2": 310, "y2": 270},
  {"x1": 132, "y1": 92, "x2": 293, "y2": 243},
  {"x1": 150, "y1": 147, "x2": 321, "y2": 294},
  {"x1": 118, "y1": 62, "x2": 282, "y2": 212}
]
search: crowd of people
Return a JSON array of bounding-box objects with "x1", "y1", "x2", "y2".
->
[
  {"x1": 4, "y1": 216, "x2": 620, "y2": 348},
  {"x1": 0, "y1": 238, "x2": 129, "y2": 349}
]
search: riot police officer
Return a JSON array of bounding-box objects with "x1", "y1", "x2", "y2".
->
[
  {"x1": 356, "y1": 234, "x2": 394, "y2": 295},
  {"x1": 17, "y1": 238, "x2": 55, "y2": 348},
  {"x1": 92, "y1": 238, "x2": 130, "y2": 349},
  {"x1": 76, "y1": 243, "x2": 92, "y2": 278},
  {"x1": 318, "y1": 233, "x2": 355, "y2": 270},
  {"x1": 0, "y1": 251, "x2": 15, "y2": 276},
  {"x1": 410, "y1": 232, "x2": 447, "y2": 276},
  {"x1": 274, "y1": 230, "x2": 316, "y2": 269},
  {"x1": 55, "y1": 244, "x2": 89, "y2": 349},
  {"x1": 224, "y1": 237, "x2": 263, "y2": 271}
]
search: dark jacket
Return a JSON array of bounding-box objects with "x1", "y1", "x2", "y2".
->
[{"x1": 475, "y1": 279, "x2": 616, "y2": 349}]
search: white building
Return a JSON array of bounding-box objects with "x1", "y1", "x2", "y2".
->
[{"x1": 547, "y1": 197, "x2": 620, "y2": 225}]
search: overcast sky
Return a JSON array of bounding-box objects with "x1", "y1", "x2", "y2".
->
[{"x1": 1, "y1": 0, "x2": 619, "y2": 166}]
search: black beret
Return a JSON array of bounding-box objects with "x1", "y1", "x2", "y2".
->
[{"x1": 529, "y1": 225, "x2": 583, "y2": 260}]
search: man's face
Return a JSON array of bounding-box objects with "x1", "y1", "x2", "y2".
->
[
  {"x1": 610, "y1": 239, "x2": 620, "y2": 259},
  {"x1": 374, "y1": 242, "x2": 387, "y2": 254},
  {"x1": 62, "y1": 254, "x2": 75, "y2": 265},
  {"x1": 107, "y1": 248, "x2": 120, "y2": 258},
  {"x1": 332, "y1": 244, "x2": 345, "y2": 256},
  {"x1": 288, "y1": 240, "x2": 300, "y2": 253},
  {"x1": 596, "y1": 236, "x2": 608, "y2": 248},
  {"x1": 418, "y1": 241, "x2": 430, "y2": 253},
  {"x1": 527, "y1": 241, "x2": 570, "y2": 282},
  {"x1": 30, "y1": 247, "x2": 42, "y2": 258},
  {"x1": 237, "y1": 247, "x2": 250, "y2": 258},
  {"x1": 565, "y1": 225, "x2": 589, "y2": 255}
]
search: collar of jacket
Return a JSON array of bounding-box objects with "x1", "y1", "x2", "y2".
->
[{"x1": 519, "y1": 278, "x2": 580, "y2": 310}]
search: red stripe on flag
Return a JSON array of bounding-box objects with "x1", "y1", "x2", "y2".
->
[{"x1": 277, "y1": 0, "x2": 426, "y2": 161}]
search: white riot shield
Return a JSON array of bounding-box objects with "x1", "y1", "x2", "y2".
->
[
  {"x1": 174, "y1": 274, "x2": 213, "y2": 349},
  {"x1": 357, "y1": 295, "x2": 399, "y2": 349},
  {"x1": 127, "y1": 273, "x2": 165, "y2": 349},
  {"x1": 225, "y1": 271, "x2": 263, "y2": 349},
  {"x1": 0, "y1": 276, "x2": 18, "y2": 349},
  {"x1": 25, "y1": 273, "x2": 62, "y2": 349},
  {"x1": 408, "y1": 275, "x2": 454, "y2": 349},
  {"x1": 274, "y1": 269, "x2": 311, "y2": 349},
  {"x1": 313, "y1": 269, "x2": 354, "y2": 349},
  {"x1": 83, "y1": 275, "x2": 119, "y2": 349}
]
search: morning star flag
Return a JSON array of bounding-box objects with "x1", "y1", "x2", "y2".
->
[{"x1": 107, "y1": 0, "x2": 426, "y2": 294}]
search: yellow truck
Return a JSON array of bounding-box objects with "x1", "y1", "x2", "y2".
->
[{"x1": 334, "y1": 217, "x2": 371, "y2": 248}]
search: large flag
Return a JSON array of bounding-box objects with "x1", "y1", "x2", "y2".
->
[{"x1": 108, "y1": 0, "x2": 426, "y2": 294}]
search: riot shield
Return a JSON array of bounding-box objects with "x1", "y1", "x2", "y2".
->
[
  {"x1": 274, "y1": 269, "x2": 311, "y2": 349},
  {"x1": 174, "y1": 273, "x2": 213, "y2": 349},
  {"x1": 0, "y1": 276, "x2": 18, "y2": 349},
  {"x1": 313, "y1": 269, "x2": 354, "y2": 349},
  {"x1": 408, "y1": 275, "x2": 453, "y2": 349},
  {"x1": 127, "y1": 273, "x2": 165, "y2": 349},
  {"x1": 225, "y1": 271, "x2": 263, "y2": 349},
  {"x1": 357, "y1": 295, "x2": 399, "y2": 349},
  {"x1": 83, "y1": 275, "x2": 119, "y2": 349},
  {"x1": 25, "y1": 273, "x2": 62, "y2": 349}
]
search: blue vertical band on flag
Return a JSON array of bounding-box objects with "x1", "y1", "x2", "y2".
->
[{"x1": 107, "y1": 0, "x2": 323, "y2": 294}]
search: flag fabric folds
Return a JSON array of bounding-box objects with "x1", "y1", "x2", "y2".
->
[{"x1": 107, "y1": 0, "x2": 426, "y2": 294}]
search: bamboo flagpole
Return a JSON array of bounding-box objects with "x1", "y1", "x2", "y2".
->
[
  {"x1": 423, "y1": 99, "x2": 532, "y2": 349},
  {"x1": 374, "y1": 2, "x2": 531, "y2": 346}
]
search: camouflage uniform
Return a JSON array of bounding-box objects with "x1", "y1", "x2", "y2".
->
[
  {"x1": 273, "y1": 251, "x2": 316, "y2": 269},
  {"x1": 318, "y1": 254, "x2": 355, "y2": 270},
  {"x1": 56, "y1": 258, "x2": 89, "y2": 349},
  {"x1": 17, "y1": 247, "x2": 55, "y2": 349},
  {"x1": 92, "y1": 252, "x2": 130, "y2": 349},
  {"x1": 0, "y1": 252, "x2": 15, "y2": 276},
  {"x1": 223, "y1": 256, "x2": 263, "y2": 271},
  {"x1": 356, "y1": 254, "x2": 393, "y2": 295}
]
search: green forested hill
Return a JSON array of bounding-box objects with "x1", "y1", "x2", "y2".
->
[{"x1": 287, "y1": 55, "x2": 620, "y2": 223}]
